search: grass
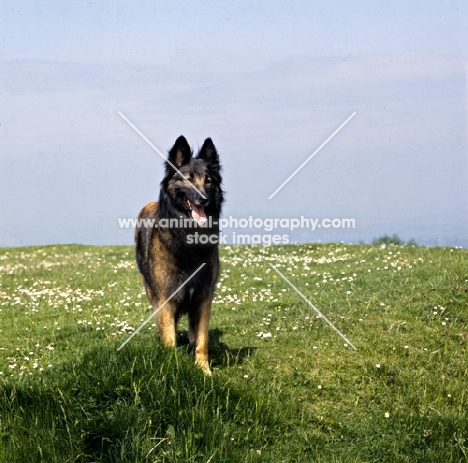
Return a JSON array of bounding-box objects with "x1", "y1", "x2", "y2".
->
[{"x1": 0, "y1": 243, "x2": 467, "y2": 462}]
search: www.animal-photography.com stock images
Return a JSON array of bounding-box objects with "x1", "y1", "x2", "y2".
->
[{"x1": 1, "y1": 2, "x2": 467, "y2": 462}]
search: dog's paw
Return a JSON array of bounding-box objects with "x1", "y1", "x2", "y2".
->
[{"x1": 196, "y1": 360, "x2": 212, "y2": 376}]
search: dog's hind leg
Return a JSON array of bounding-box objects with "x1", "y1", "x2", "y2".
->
[{"x1": 188, "y1": 318, "x2": 196, "y2": 350}]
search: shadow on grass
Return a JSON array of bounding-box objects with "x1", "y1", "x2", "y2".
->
[
  {"x1": 0, "y1": 341, "x2": 281, "y2": 463},
  {"x1": 176, "y1": 327, "x2": 256, "y2": 370},
  {"x1": 55, "y1": 323, "x2": 254, "y2": 373}
]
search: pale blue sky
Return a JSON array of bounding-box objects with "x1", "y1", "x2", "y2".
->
[
  {"x1": 2, "y1": 1, "x2": 467, "y2": 67},
  {"x1": 1, "y1": 1, "x2": 467, "y2": 246}
]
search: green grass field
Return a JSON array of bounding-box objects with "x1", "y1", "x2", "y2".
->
[{"x1": 0, "y1": 243, "x2": 467, "y2": 462}]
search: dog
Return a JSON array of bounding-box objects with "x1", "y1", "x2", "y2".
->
[{"x1": 135, "y1": 136, "x2": 224, "y2": 375}]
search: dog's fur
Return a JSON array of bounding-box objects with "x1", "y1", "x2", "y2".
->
[{"x1": 135, "y1": 136, "x2": 223, "y2": 375}]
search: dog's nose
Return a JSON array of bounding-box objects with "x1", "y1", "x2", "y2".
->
[{"x1": 199, "y1": 195, "x2": 209, "y2": 206}]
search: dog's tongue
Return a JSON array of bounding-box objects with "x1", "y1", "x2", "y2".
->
[{"x1": 191, "y1": 203, "x2": 207, "y2": 226}]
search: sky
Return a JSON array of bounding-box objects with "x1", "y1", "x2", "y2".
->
[{"x1": 1, "y1": 0, "x2": 467, "y2": 247}]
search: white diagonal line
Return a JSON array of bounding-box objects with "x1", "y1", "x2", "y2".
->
[
  {"x1": 269, "y1": 263, "x2": 357, "y2": 350},
  {"x1": 268, "y1": 112, "x2": 356, "y2": 200},
  {"x1": 117, "y1": 263, "x2": 206, "y2": 351},
  {"x1": 118, "y1": 111, "x2": 207, "y2": 200}
]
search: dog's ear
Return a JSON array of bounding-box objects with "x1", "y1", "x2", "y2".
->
[
  {"x1": 198, "y1": 138, "x2": 220, "y2": 170},
  {"x1": 167, "y1": 136, "x2": 192, "y2": 171}
]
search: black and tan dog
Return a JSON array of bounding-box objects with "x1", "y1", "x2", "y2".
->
[{"x1": 135, "y1": 136, "x2": 224, "y2": 375}]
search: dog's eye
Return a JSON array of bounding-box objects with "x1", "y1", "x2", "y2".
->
[
  {"x1": 181, "y1": 173, "x2": 194, "y2": 182},
  {"x1": 205, "y1": 176, "x2": 211, "y2": 184}
]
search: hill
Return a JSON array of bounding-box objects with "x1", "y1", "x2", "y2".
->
[{"x1": 0, "y1": 243, "x2": 467, "y2": 462}]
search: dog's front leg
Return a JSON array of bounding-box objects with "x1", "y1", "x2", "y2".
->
[
  {"x1": 156, "y1": 301, "x2": 177, "y2": 347},
  {"x1": 191, "y1": 298, "x2": 212, "y2": 375}
]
